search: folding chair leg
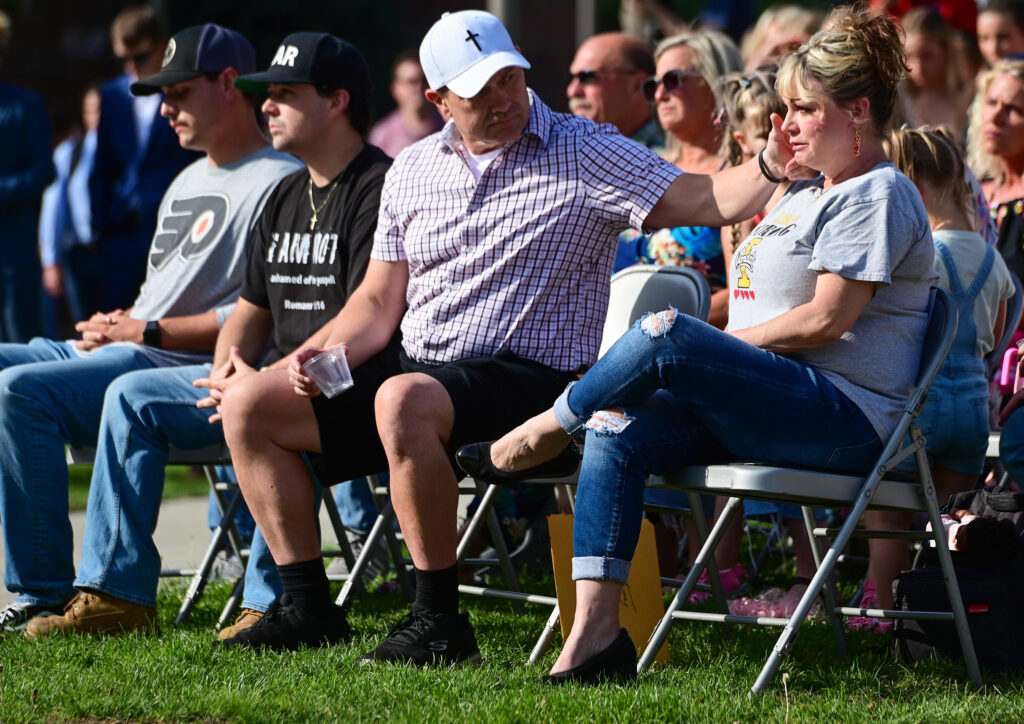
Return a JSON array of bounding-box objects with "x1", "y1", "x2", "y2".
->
[
  {"x1": 336, "y1": 498, "x2": 396, "y2": 610},
  {"x1": 321, "y1": 490, "x2": 362, "y2": 595},
  {"x1": 802, "y1": 505, "x2": 847, "y2": 658},
  {"x1": 217, "y1": 576, "x2": 245, "y2": 629},
  {"x1": 751, "y1": 484, "x2": 882, "y2": 695},
  {"x1": 916, "y1": 448, "x2": 984, "y2": 688},
  {"x1": 638, "y1": 495, "x2": 744, "y2": 673},
  {"x1": 529, "y1": 605, "x2": 562, "y2": 664},
  {"x1": 176, "y1": 489, "x2": 244, "y2": 624},
  {"x1": 472, "y1": 480, "x2": 521, "y2": 594},
  {"x1": 687, "y1": 491, "x2": 728, "y2": 616}
]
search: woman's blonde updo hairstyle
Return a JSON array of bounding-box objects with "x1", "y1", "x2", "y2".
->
[{"x1": 776, "y1": 3, "x2": 908, "y2": 132}]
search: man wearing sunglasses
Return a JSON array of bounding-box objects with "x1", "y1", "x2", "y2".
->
[
  {"x1": 567, "y1": 31, "x2": 662, "y2": 150},
  {"x1": 87, "y1": 6, "x2": 201, "y2": 317}
]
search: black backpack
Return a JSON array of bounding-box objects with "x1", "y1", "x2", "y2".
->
[{"x1": 893, "y1": 486, "x2": 1024, "y2": 671}]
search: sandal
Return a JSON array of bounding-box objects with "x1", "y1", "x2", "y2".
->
[{"x1": 728, "y1": 577, "x2": 821, "y2": 619}]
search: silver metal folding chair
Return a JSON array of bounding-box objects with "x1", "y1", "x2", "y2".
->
[{"x1": 642, "y1": 288, "x2": 984, "y2": 695}]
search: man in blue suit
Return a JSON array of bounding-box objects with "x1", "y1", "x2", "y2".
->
[
  {"x1": 88, "y1": 6, "x2": 201, "y2": 314},
  {"x1": 0, "y1": 11, "x2": 55, "y2": 343}
]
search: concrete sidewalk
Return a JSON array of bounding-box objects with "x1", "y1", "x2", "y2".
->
[{"x1": 0, "y1": 496, "x2": 340, "y2": 609}]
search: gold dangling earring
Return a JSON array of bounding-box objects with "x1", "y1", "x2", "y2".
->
[{"x1": 853, "y1": 127, "x2": 861, "y2": 157}]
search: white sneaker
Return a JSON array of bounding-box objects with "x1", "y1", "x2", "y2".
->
[{"x1": 0, "y1": 601, "x2": 60, "y2": 632}]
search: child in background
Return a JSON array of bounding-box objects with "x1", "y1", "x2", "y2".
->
[
  {"x1": 853, "y1": 126, "x2": 1017, "y2": 632},
  {"x1": 977, "y1": 0, "x2": 1024, "y2": 69}
]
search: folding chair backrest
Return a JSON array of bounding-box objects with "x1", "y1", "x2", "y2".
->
[
  {"x1": 599, "y1": 265, "x2": 711, "y2": 357},
  {"x1": 905, "y1": 288, "x2": 958, "y2": 421},
  {"x1": 986, "y1": 271, "x2": 1022, "y2": 380}
]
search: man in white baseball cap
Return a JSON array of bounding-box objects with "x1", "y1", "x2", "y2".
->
[{"x1": 218, "y1": 9, "x2": 800, "y2": 669}]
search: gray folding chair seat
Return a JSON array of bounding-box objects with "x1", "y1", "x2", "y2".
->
[{"x1": 640, "y1": 288, "x2": 984, "y2": 695}]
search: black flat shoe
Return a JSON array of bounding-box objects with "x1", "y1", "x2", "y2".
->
[
  {"x1": 455, "y1": 441, "x2": 580, "y2": 484},
  {"x1": 541, "y1": 628, "x2": 637, "y2": 685}
]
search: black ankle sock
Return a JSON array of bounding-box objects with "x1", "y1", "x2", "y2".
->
[
  {"x1": 277, "y1": 558, "x2": 331, "y2": 615},
  {"x1": 412, "y1": 564, "x2": 459, "y2": 615}
]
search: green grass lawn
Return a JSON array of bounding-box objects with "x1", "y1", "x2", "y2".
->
[
  {"x1": 67, "y1": 464, "x2": 210, "y2": 511},
  {"x1": 2, "y1": 573, "x2": 1022, "y2": 723}
]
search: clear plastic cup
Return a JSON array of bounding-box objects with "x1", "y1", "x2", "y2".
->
[{"x1": 302, "y1": 344, "x2": 353, "y2": 399}]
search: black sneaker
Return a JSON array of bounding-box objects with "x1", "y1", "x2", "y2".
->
[
  {"x1": 0, "y1": 602, "x2": 60, "y2": 633},
  {"x1": 219, "y1": 594, "x2": 352, "y2": 651},
  {"x1": 360, "y1": 609, "x2": 482, "y2": 667}
]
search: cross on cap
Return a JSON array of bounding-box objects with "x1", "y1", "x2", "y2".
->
[{"x1": 419, "y1": 9, "x2": 530, "y2": 98}]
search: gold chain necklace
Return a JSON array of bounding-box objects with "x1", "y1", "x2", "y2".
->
[{"x1": 307, "y1": 176, "x2": 341, "y2": 231}]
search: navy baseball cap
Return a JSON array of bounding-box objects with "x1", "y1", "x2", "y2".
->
[
  {"x1": 131, "y1": 24, "x2": 257, "y2": 96},
  {"x1": 234, "y1": 32, "x2": 371, "y2": 98}
]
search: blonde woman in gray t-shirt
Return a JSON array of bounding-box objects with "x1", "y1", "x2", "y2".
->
[{"x1": 460, "y1": 6, "x2": 935, "y2": 682}]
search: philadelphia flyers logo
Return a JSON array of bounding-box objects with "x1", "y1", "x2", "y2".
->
[{"x1": 149, "y1": 195, "x2": 230, "y2": 270}]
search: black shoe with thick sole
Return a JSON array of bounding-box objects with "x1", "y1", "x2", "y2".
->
[
  {"x1": 218, "y1": 594, "x2": 352, "y2": 651},
  {"x1": 542, "y1": 629, "x2": 637, "y2": 685},
  {"x1": 360, "y1": 609, "x2": 482, "y2": 667},
  {"x1": 455, "y1": 441, "x2": 580, "y2": 485}
]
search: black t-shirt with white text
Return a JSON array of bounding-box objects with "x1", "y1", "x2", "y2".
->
[{"x1": 241, "y1": 144, "x2": 391, "y2": 364}]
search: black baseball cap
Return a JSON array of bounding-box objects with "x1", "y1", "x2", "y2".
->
[
  {"x1": 234, "y1": 32, "x2": 371, "y2": 98},
  {"x1": 131, "y1": 24, "x2": 257, "y2": 96}
]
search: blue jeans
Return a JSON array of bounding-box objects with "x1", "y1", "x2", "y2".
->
[
  {"x1": 0, "y1": 338, "x2": 158, "y2": 606},
  {"x1": 553, "y1": 312, "x2": 884, "y2": 584}
]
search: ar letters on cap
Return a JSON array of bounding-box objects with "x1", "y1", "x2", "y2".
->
[{"x1": 272, "y1": 45, "x2": 299, "y2": 67}]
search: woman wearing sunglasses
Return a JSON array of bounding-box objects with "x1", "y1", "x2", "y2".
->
[
  {"x1": 613, "y1": 30, "x2": 743, "y2": 329},
  {"x1": 461, "y1": 4, "x2": 934, "y2": 684}
]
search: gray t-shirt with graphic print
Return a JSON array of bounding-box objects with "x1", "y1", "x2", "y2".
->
[
  {"x1": 78, "y1": 146, "x2": 301, "y2": 367},
  {"x1": 728, "y1": 162, "x2": 937, "y2": 440}
]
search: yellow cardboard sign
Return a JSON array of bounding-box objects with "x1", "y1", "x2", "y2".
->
[{"x1": 548, "y1": 513, "x2": 670, "y2": 664}]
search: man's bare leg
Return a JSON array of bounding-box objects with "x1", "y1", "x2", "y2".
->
[
  {"x1": 217, "y1": 369, "x2": 352, "y2": 650},
  {"x1": 220, "y1": 369, "x2": 323, "y2": 564},
  {"x1": 363, "y1": 372, "x2": 482, "y2": 666},
  {"x1": 375, "y1": 372, "x2": 458, "y2": 571}
]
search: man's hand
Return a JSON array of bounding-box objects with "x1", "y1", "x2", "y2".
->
[
  {"x1": 194, "y1": 346, "x2": 257, "y2": 424},
  {"x1": 288, "y1": 346, "x2": 327, "y2": 398},
  {"x1": 74, "y1": 309, "x2": 145, "y2": 351}
]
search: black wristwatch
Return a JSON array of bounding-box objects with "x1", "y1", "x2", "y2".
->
[{"x1": 143, "y1": 320, "x2": 162, "y2": 348}]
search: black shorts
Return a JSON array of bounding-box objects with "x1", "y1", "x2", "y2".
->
[{"x1": 309, "y1": 342, "x2": 577, "y2": 486}]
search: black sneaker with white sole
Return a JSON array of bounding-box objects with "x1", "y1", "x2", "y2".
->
[
  {"x1": 0, "y1": 602, "x2": 60, "y2": 632},
  {"x1": 219, "y1": 594, "x2": 352, "y2": 651},
  {"x1": 360, "y1": 609, "x2": 482, "y2": 667}
]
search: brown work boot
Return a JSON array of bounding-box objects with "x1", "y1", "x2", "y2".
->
[
  {"x1": 24, "y1": 591, "x2": 157, "y2": 640},
  {"x1": 217, "y1": 608, "x2": 264, "y2": 641}
]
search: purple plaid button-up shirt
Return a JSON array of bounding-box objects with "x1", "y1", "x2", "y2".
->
[{"x1": 371, "y1": 91, "x2": 682, "y2": 371}]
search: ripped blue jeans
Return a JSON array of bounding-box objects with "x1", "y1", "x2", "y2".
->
[{"x1": 553, "y1": 310, "x2": 882, "y2": 584}]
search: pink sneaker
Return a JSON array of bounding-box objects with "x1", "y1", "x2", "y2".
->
[
  {"x1": 686, "y1": 563, "x2": 745, "y2": 604},
  {"x1": 845, "y1": 579, "x2": 893, "y2": 633}
]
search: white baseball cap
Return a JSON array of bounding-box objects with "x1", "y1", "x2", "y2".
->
[{"x1": 419, "y1": 10, "x2": 531, "y2": 98}]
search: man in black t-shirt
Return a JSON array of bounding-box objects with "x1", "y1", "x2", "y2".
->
[{"x1": 25, "y1": 33, "x2": 389, "y2": 639}]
